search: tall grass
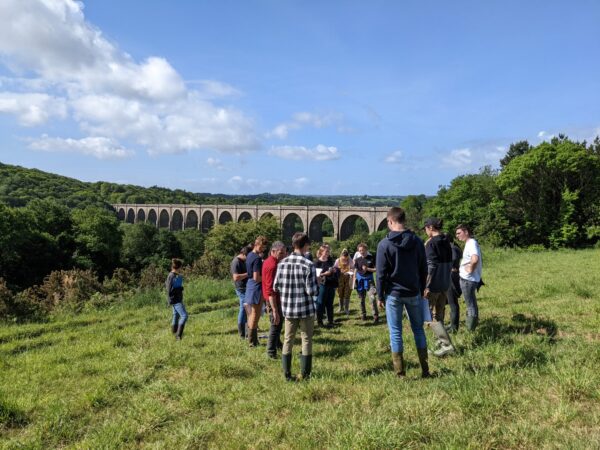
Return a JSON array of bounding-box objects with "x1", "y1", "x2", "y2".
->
[{"x1": 1, "y1": 249, "x2": 599, "y2": 449}]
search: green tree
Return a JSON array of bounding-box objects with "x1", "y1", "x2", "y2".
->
[
  {"x1": 72, "y1": 207, "x2": 122, "y2": 278},
  {"x1": 423, "y1": 166, "x2": 507, "y2": 245},
  {"x1": 175, "y1": 229, "x2": 205, "y2": 265},
  {"x1": 120, "y1": 223, "x2": 160, "y2": 272},
  {"x1": 497, "y1": 138, "x2": 600, "y2": 247},
  {"x1": 401, "y1": 194, "x2": 428, "y2": 230},
  {"x1": 500, "y1": 140, "x2": 532, "y2": 169}
]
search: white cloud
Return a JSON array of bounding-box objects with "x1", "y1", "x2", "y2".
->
[
  {"x1": 442, "y1": 148, "x2": 472, "y2": 168},
  {"x1": 28, "y1": 135, "x2": 134, "y2": 159},
  {"x1": 0, "y1": 0, "x2": 259, "y2": 157},
  {"x1": 384, "y1": 150, "x2": 402, "y2": 164},
  {"x1": 227, "y1": 175, "x2": 277, "y2": 191},
  {"x1": 0, "y1": 92, "x2": 67, "y2": 126},
  {"x1": 268, "y1": 144, "x2": 340, "y2": 161},
  {"x1": 267, "y1": 112, "x2": 344, "y2": 139}
]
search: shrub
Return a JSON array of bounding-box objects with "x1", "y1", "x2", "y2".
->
[
  {"x1": 40, "y1": 269, "x2": 102, "y2": 313},
  {"x1": 11, "y1": 286, "x2": 48, "y2": 321},
  {"x1": 103, "y1": 268, "x2": 135, "y2": 294},
  {"x1": 139, "y1": 264, "x2": 166, "y2": 290},
  {"x1": 0, "y1": 278, "x2": 13, "y2": 318}
]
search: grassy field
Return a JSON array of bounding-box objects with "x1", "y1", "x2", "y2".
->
[{"x1": 1, "y1": 249, "x2": 599, "y2": 449}]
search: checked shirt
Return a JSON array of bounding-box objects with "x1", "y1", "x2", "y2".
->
[{"x1": 273, "y1": 253, "x2": 318, "y2": 319}]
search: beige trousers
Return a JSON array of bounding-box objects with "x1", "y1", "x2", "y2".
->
[{"x1": 282, "y1": 317, "x2": 314, "y2": 356}]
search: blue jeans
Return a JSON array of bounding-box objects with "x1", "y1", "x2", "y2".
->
[
  {"x1": 171, "y1": 302, "x2": 188, "y2": 326},
  {"x1": 385, "y1": 295, "x2": 427, "y2": 353},
  {"x1": 236, "y1": 289, "x2": 247, "y2": 327},
  {"x1": 460, "y1": 279, "x2": 479, "y2": 318}
]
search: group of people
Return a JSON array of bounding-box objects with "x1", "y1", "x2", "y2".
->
[{"x1": 165, "y1": 206, "x2": 483, "y2": 381}]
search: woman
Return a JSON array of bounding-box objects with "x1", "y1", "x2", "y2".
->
[
  {"x1": 334, "y1": 248, "x2": 354, "y2": 315},
  {"x1": 245, "y1": 236, "x2": 268, "y2": 347},
  {"x1": 314, "y1": 245, "x2": 338, "y2": 328}
]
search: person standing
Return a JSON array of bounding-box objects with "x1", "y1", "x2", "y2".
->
[
  {"x1": 314, "y1": 245, "x2": 338, "y2": 328},
  {"x1": 262, "y1": 241, "x2": 287, "y2": 359},
  {"x1": 423, "y1": 218, "x2": 456, "y2": 357},
  {"x1": 231, "y1": 245, "x2": 251, "y2": 339},
  {"x1": 274, "y1": 232, "x2": 318, "y2": 381},
  {"x1": 166, "y1": 258, "x2": 187, "y2": 341},
  {"x1": 446, "y1": 234, "x2": 463, "y2": 333},
  {"x1": 455, "y1": 224, "x2": 483, "y2": 331},
  {"x1": 354, "y1": 243, "x2": 378, "y2": 322},
  {"x1": 376, "y1": 207, "x2": 429, "y2": 378},
  {"x1": 334, "y1": 248, "x2": 354, "y2": 314},
  {"x1": 245, "y1": 236, "x2": 268, "y2": 347}
]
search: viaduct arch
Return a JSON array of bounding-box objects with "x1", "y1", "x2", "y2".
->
[{"x1": 113, "y1": 204, "x2": 389, "y2": 242}]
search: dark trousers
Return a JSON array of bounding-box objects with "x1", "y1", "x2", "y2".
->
[
  {"x1": 447, "y1": 272, "x2": 462, "y2": 329},
  {"x1": 267, "y1": 302, "x2": 283, "y2": 356},
  {"x1": 316, "y1": 285, "x2": 336, "y2": 325}
]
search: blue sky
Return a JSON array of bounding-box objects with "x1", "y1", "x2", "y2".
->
[{"x1": 1, "y1": 0, "x2": 599, "y2": 196}]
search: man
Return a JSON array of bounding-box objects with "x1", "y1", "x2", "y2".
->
[
  {"x1": 231, "y1": 245, "x2": 251, "y2": 339},
  {"x1": 423, "y1": 218, "x2": 456, "y2": 357},
  {"x1": 262, "y1": 241, "x2": 287, "y2": 359},
  {"x1": 376, "y1": 207, "x2": 430, "y2": 378},
  {"x1": 274, "y1": 232, "x2": 318, "y2": 381},
  {"x1": 245, "y1": 236, "x2": 268, "y2": 347},
  {"x1": 455, "y1": 224, "x2": 482, "y2": 331},
  {"x1": 353, "y1": 243, "x2": 378, "y2": 322}
]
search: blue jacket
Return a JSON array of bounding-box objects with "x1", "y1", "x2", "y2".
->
[{"x1": 376, "y1": 230, "x2": 427, "y2": 300}]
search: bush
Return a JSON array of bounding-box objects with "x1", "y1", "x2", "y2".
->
[
  {"x1": 40, "y1": 269, "x2": 102, "y2": 313},
  {"x1": 103, "y1": 268, "x2": 135, "y2": 294},
  {"x1": 11, "y1": 286, "x2": 48, "y2": 321},
  {"x1": 139, "y1": 264, "x2": 166, "y2": 290},
  {"x1": 0, "y1": 278, "x2": 13, "y2": 318}
]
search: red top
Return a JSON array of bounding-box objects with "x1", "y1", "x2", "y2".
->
[{"x1": 261, "y1": 255, "x2": 279, "y2": 302}]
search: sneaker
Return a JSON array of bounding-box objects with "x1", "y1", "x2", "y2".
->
[
  {"x1": 361, "y1": 314, "x2": 367, "y2": 321},
  {"x1": 433, "y1": 343, "x2": 455, "y2": 358}
]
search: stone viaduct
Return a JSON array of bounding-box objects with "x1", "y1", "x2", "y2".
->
[{"x1": 112, "y1": 204, "x2": 390, "y2": 242}]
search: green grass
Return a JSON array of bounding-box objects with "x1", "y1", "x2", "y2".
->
[{"x1": 1, "y1": 250, "x2": 599, "y2": 449}]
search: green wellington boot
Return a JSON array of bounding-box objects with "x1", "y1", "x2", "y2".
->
[
  {"x1": 299, "y1": 354, "x2": 312, "y2": 381},
  {"x1": 417, "y1": 347, "x2": 430, "y2": 378},
  {"x1": 391, "y1": 352, "x2": 405, "y2": 377},
  {"x1": 282, "y1": 353, "x2": 293, "y2": 381}
]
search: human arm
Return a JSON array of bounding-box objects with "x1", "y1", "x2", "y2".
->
[{"x1": 465, "y1": 254, "x2": 479, "y2": 274}]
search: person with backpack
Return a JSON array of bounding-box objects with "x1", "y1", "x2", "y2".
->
[{"x1": 166, "y1": 258, "x2": 187, "y2": 340}]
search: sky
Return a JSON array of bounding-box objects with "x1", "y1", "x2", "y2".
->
[{"x1": 1, "y1": 0, "x2": 599, "y2": 196}]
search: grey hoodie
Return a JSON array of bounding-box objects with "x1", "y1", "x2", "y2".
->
[{"x1": 376, "y1": 230, "x2": 427, "y2": 300}]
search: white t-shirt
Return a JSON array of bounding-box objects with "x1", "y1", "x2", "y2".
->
[{"x1": 459, "y1": 238, "x2": 482, "y2": 282}]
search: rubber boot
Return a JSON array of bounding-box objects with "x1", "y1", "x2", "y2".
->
[
  {"x1": 282, "y1": 353, "x2": 293, "y2": 381},
  {"x1": 392, "y1": 352, "x2": 405, "y2": 377},
  {"x1": 175, "y1": 322, "x2": 185, "y2": 340},
  {"x1": 249, "y1": 328, "x2": 259, "y2": 347},
  {"x1": 299, "y1": 354, "x2": 312, "y2": 381},
  {"x1": 238, "y1": 323, "x2": 246, "y2": 339},
  {"x1": 430, "y1": 321, "x2": 456, "y2": 357},
  {"x1": 466, "y1": 316, "x2": 479, "y2": 332},
  {"x1": 417, "y1": 347, "x2": 430, "y2": 378},
  {"x1": 171, "y1": 323, "x2": 178, "y2": 335}
]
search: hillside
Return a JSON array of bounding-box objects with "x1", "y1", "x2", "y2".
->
[{"x1": 0, "y1": 162, "x2": 405, "y2": 208}]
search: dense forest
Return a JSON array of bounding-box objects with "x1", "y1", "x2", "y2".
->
[{"x1": 0, "y1": 163, "x2": 404, "y2": 208}]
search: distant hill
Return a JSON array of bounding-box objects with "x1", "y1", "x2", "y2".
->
[{"x1": 0, "y1": 162, "x2": 404, "y2": 208}]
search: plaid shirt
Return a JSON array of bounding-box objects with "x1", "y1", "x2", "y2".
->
[{"x1": 273, "y1": 252, "x2": 318, "y2": 319}]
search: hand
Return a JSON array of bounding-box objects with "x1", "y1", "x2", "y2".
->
[
  {"x1": 423, "y1": 288, "x2": 430, "y2": 299},
  {"x1": 273, "y1": 310, "x2": 281, "y2": 326},
  {"x1": 378, "y1": 300, "x2": 385, "y2": 310}
]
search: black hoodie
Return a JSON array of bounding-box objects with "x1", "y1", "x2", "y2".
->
[
  {"x1": 376, "y1": 230, "x2": 427, "y2": 300},
  {"x1": 425, "y1": 234, "x2": 453, "y2": 292}
]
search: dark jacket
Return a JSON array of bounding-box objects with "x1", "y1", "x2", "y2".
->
[
  {"x1": 376, "y1": 230, "x2": 427, "y2": 300},
  {"x1": 425, "y1": 234, "x2": 453, "y2": 292}
]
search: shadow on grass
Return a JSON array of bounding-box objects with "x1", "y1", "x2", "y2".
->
[
  {"x1": 0, "y1": 399, "x2": 29, "y2": 428},
  {"x1": 317, "y1": 336, "x2": 367, "y2": 359},
  {"x1": 473, "y1": 314, "x2": 558, "y2": 347}
]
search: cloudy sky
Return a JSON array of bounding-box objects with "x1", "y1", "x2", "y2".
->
[{"x1": 1, "y1": 0, "x2": 599, "y2": 195}]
